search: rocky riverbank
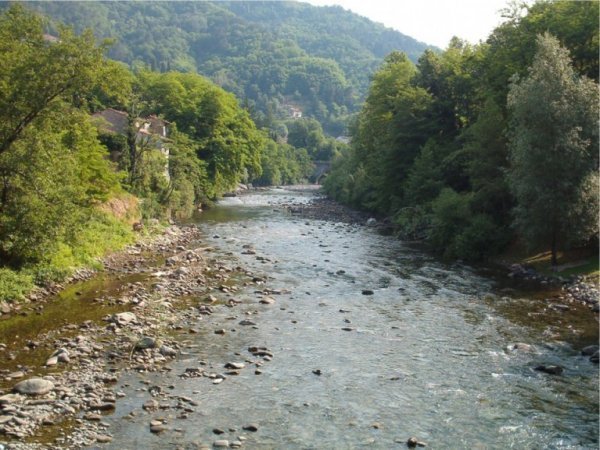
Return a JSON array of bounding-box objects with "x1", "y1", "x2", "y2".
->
[{"x1": 0, "y1": 224, "x2": 275, "y2": 449}]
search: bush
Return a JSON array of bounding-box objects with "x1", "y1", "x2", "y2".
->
[
  {"x1": 0, "y1": 268, "x2": 34, "y2": 302},
  {"x1": 454, "y1": 214, "x2": 510, "y2": 261}
]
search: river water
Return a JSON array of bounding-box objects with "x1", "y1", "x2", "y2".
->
[{"x1": 101, "y1": 187, "x2": 598, "y2": 449}]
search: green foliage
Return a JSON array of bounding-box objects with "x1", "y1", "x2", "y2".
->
[
  {"x1": 285, "y1": 118, "x2": 345, "y2": 161},
  {"x1": 428, "y1": 188, "x2": 472, "y2": 258},
  {"x1": 0, "y1": 268, "x2": 34, "y2": 302},
  {"x1": 254, "y1": 140, "x2": 313, "y2": 186},
  {"x1": 137, "y1": 71, "x2": 265, "y2": 196}
]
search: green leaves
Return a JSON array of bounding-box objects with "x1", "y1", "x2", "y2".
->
[{"x1": 507, "y1": 33, "x2": 599, "y2": 262}]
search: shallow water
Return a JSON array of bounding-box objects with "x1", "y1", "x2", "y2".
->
[{"x1": 98, "y1": 188, "x2": 598, "y2": 449}]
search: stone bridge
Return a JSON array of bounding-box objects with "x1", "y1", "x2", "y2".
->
[{"x1": 311, "y1": 160, "x2": 331, "y2": 184}]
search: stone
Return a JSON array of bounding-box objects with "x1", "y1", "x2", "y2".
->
[
  {"x1": 112, "y1": 312, "x2": 137, "y2": 326},
  {"x1": 96, "y1": 435, "x2": 113, "y2": 443},
  {"x1": 150, "y1": 424, "x2": 167, "y2": 433},
  {"x1": 243, "y1": 424, "x2": 258, "y2": 432},
  {"x1": 0, "y1": 302, "x2": 11, "y2": 314},
  {"x1": 0, "y1": 415, "x2": 12, "y2": 425},
  {"x1": 534, "y1": 365, "x2": 563, "y2": 375},
  {"x1": 407, "y1": 437, "x2": 418, "y2": 448},
  {"x1": 362, "y1": 289, "x2": 374, "y2": 296},
  {"x1": 6, "y1": 371, "x2": 24, "y2": 380},
  {"x1": 511, "y1": 343, "x2": 532, "y2": 352},
  {"x1": 406, "y1": 437, "x2": 427, "y2": 447},
  {"x1": 159, "y1": 345, "x2": 177, "y2": 357},
  {"x1": 143, "y1": 399, "x2": 159, "y2": 411},
  {"x1": 213, "y1": 440, "x2": 229, "y2": 448},
  {"x1": 366, "y1": 218, "x2": 377, "y2": 226},
  {"x1": 239, "y1": 319, "x2": 257, "y2": 326},
  {"x1": 0, "y1": 394, "x2": 20, "y2": 405},
  {"x1": 581, "y1": 345, "x2": 599, "y2": 356},
  {"x1": 590, "y1": 350, "x2": 599, "y2": 364},
  {"x1": 259, "y1": 297, "x2": 275, "y2": 305},
  {"x1": 224, "y1": 362, "x2": 245, "y2": 370},
  {"x1": 45, "y1": 356, "x2": 58, "y2": 366},
  {"x1": 57, "y1": 352, "x2": 71, "y2": 363},
  {"x1": 135, "y1": 337, "x2": 158, "y2": 350},
  {"x1": 212, "y1": 428, "x2": 225, "y2": 435},
  {"x1": 13, "y1": 378, "x2": 54, "y2": 395}
]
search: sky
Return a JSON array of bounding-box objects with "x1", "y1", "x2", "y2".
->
[{"x1": 303, "y1": 0, "x2": 515, "y2": 49}]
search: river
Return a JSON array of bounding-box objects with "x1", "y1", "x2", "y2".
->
[{"x1": 82, "y1": 187, "x2": 598, "y2": 450}]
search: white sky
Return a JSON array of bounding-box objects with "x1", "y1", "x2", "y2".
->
[{"x1": 303, "y1": 0, "x2": 516, "y2": 49}]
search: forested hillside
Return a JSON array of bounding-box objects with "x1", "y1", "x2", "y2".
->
[
  {"x1": 14, "y1": 1, "x2": 434, "y2": 135},
  {"x1": 324, "y1": 0, "x2": 599, "y2": 264}
]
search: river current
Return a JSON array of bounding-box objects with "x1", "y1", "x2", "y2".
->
[{"x1": 101, "y1": 187, "x2": 599, "y2": 449}]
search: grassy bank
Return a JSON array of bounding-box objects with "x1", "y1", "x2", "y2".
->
[
  {"x1": 499, "y1": 244, "x2": 599, "y2": 281},
  {"x1": 0, "y1": 196, "x2": 142, "y2": 304}
]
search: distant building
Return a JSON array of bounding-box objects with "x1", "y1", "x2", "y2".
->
[
  {"x1": 282, "y1": 103, "x2": 303, "y2": 119},
  {"x1": 42, "y1": 34, "x2": 60, "y2": 43},
  {"x1": 92, "y1": 108, "x2": 171, "y2": 180}
]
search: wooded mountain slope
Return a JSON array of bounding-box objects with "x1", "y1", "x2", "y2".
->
[{"x1": 16, "y1": 1, "x2": 434, "y2": 135}]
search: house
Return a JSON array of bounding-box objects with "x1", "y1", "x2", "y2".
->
[{"x1": 92, "y1": 109, "x2": 171, "y2": 180}]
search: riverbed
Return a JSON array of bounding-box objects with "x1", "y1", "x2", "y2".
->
[{"x1": 1, "y1": 187, "x2": 599, "y2": 449}]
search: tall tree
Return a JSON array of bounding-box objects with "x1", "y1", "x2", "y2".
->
[{"x1": 507, "y1": 33, "x2": 598, "y2": 266}]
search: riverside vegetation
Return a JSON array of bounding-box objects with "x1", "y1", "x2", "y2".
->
[{"x1": 324, "y1": 1, "x2": 599, "y2": 268}]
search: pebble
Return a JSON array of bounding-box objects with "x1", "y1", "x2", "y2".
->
[
  {"x1": 224, "y1": 362, "x2": 245, "y2": 370},
  {"x1": 45, "y1": 356, "x2": 58, "y2": 366},
  {"x1": 242, "y1": 424, "x2": 258, "y2": 432},
  {"x1": 213, "y1": 440, "x2": 229, "y2": 448},
  {"x1": 96, "y1": 434, "x2": 113, "y2": 443},
  {"x1": 535, "y1": 364, "x2": 563, "y2": 375},
  {"x1": 239, "y1": 319, "x2": 257, "y2": 326},
  {"x1": 361, "y1": 290, "x2": 374, "y2": 295},
  {"x1": 406, "y1": 437, "x2": 427, "y2": 447}
]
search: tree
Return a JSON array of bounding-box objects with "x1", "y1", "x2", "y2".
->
[
  {"x1": 507, "y1": 33, "x2": 598, "y2": 266},
  {"x1": 0, "y1": 6, "x2": 123, "y2": 266}
]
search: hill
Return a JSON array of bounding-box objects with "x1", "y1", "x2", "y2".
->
[{"x1": 16, "y1": 1, "x2": 435, "y2": 134}]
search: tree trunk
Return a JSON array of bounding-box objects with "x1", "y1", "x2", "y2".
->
[{"x1": 551, "y1": 230, "x2": 558, "y2": 268}]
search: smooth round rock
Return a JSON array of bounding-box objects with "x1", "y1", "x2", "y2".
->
[{"x1": 13, "y1": 378, "x2": 54, "y2": 395}]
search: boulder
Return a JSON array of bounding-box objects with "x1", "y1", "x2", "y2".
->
[{"x1": 13, "y1": 378, "x2": 54, "y2": 395}]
